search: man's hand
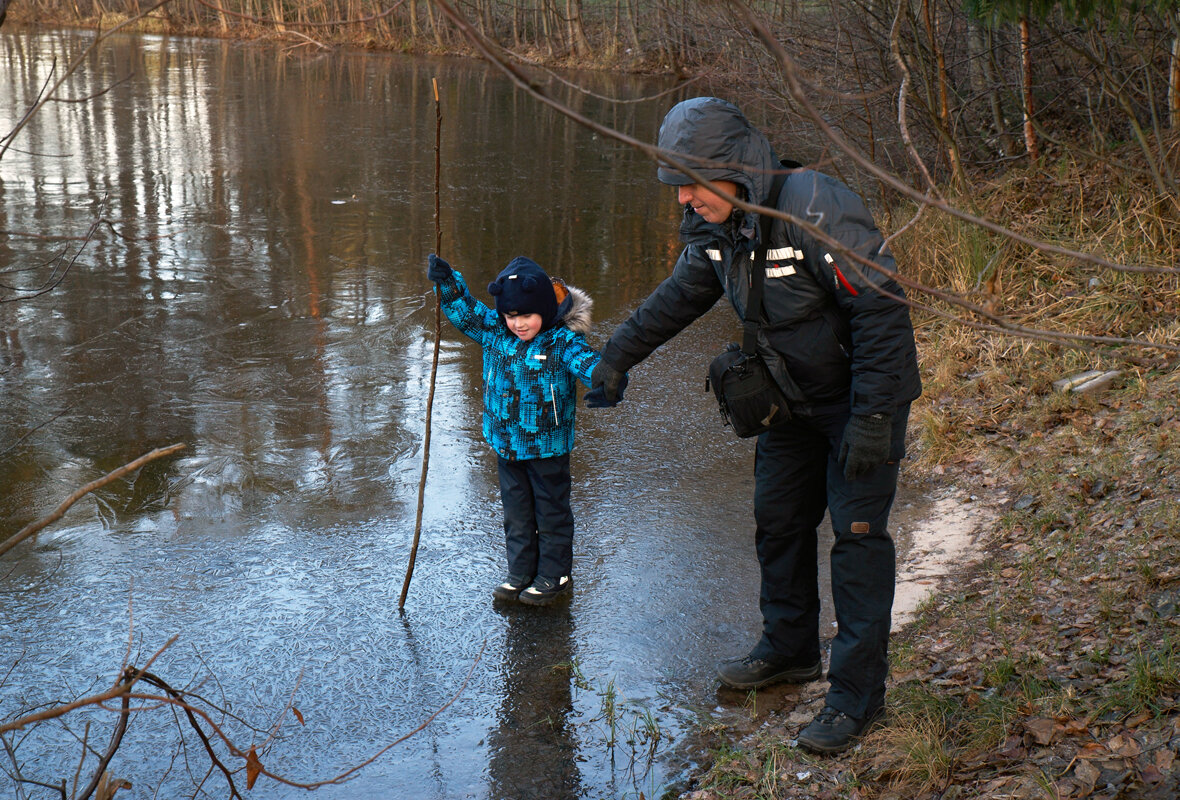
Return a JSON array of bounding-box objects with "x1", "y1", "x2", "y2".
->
[
  {"x1": 427, "y1": 253, "x2": 452, "y2": 282},
  {"x1": 837, "y1": 413, "x2": 892, "y2": 480},
  {"x1": 585, "y1": 371, "x2": 628, "y2": 408},
  {"x1": 586, "y1": 360, "x2": 626, "y2": 408}
]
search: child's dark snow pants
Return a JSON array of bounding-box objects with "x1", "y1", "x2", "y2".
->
[{"x1": 497, "y1": 454, "x2": 574, "y2": 580}]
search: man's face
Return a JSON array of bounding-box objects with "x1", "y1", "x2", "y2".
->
[
  {"x1": 504, "y1": 312, "x2": 543, "y2": 341},
  {"x1": 677, "y1": 179, "x2": 738, "y2": 224}
]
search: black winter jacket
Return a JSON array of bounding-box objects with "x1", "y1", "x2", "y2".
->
[{"x1": 601, "y1": 97, "x2": 921, "y2": 417}]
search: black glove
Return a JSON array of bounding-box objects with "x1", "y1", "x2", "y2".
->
[
  {"x1": 586, "y1": 360, "x2": 626, "y2": 407},
  {"x1": 837, "y1": 413, "x2": 892, "y2": 481},
  {"x1": 585, "y1": 372, "x2": 628, "y2": 408},
  {"x1": 427, "y1": 253, "x2": 452, "y2": 282}
]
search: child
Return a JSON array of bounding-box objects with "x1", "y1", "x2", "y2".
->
[{"x1": 426, "y1": 253, "x2": 623, "y2": 606}]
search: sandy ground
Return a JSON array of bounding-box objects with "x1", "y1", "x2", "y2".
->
[{"x1": 891, "y1": 487, "x2": 999, "y2": 631}]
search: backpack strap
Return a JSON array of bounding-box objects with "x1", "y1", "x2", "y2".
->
[{"x1": 740, "y1": 166, "x2": 790, "y2": 356}]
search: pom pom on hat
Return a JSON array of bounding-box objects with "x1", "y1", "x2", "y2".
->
[{"x1": 487, "y1": 256, "x2": 558, "y2": 329}]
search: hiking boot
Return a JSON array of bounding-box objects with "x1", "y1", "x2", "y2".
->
[
  {"x1": 518, "y1": 575, "x2": 572, "y2": 606},
  {"x1": 796, "y1": 704, "x2": 884, "y2": 754},
  {"x1": 716, "y1": 653, "x2": 822, "y2": 690},
  {"x1": 492, "y1": 574, "x2": 533, "y2": 602}
]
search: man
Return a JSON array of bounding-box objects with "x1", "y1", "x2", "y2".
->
[{"x1": 589, "y1": 97, "x2": 921, "y2": 754}]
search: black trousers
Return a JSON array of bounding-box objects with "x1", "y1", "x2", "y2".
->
[
  {"x1": 497, "y1": 454, "x2": 574, "y2": 580},
  {"x1": 752, "y1": 404, "x2": 909, "y2": 720}
]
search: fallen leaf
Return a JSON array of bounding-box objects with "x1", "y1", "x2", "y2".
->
[
  {"x1": 246, "y1": 745, "x2": 263, "y2": 790},
  {"x1": 293, "y1": 707, "x2": 305, "y2": 725},
  {"x1": 1106, "y1": 733, "x2": 1141, "y2": 758},
  {"x1": 1140, "y1": 764, "x2": 1165, "y2": 784},
  {"x1": 1024, "y1": 718, "x2": 1059, "y2": 745},
  {"x1": 1074, "y1": 758, "x2": 1100, "y2": 791}
]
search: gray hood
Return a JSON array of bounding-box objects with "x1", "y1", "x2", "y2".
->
[{"x1": 656, "y1": 97, "x2": 780, "y2": 243}]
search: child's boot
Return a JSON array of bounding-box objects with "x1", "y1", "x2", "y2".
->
[
  {"x1": 492, "y1": 574, "x2": 533, "y2": 602},
  {"x1": 518, "y1": 575, "x2": 572, "y2": 606}
]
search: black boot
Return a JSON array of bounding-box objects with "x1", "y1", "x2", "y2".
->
[
  {"x1": 717, "y1": 652, "x2": 822, "y2": 690},
  {"x1": 492, "y1": 573, "x2": 533, "y2": 602},
  {"x1": 796, "y1": 704, "x2": 884, "y2": 754},
  {"x1": 518, "y1": 575, "x2": 572, "y2": 606}
]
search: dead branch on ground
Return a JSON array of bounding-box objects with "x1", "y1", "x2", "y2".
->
[{"x1": 0, "y1": 444, "x2": 186, "y2": 559}]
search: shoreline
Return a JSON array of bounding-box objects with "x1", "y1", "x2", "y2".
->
[{"x1": 0, "y1": 14, "x2": 677, "y2": 76}]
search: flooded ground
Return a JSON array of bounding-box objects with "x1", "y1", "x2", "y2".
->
[{"x1": 0, "y1": 30, "x2": 957, "y2": 799}]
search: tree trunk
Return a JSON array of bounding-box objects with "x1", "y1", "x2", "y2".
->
[
  {"x1": 544, "y1": 0, "x2": 565, "y2": 57},
  {"x1": 622, "y1": 0, "x2": 641, "y2": 53},
  {"x1": 924, "y1": 0, "x2": 963, "y2": 182},
  {"x1": 566, "y1": 0, "x2": 591, "y2": 58},
  {"x1": 980, "y1": 24, "x2": 1016, "y2": 156},
  {"x1": 1020, "y1": 14, "x2": 1039, "y2": 161},
  {"x1": 270, "y1": 0, "x2": 286, "y2": 32},
  {"x1": 1170, "y1": 31, "x2": 1180, "y2": 128},
  {"x1": 540, "y1": 0, "x2": 555, "y2": 57},
  {"x1": 428, "y1": 0, "x2": 446, "y2": 48}
]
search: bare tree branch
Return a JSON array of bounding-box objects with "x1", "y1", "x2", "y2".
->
[
  {"x1": 426, "y1": 0, "x2": 1179, "y2": 359},
  {"x1": 0, "y1": 635, "x2": 178, "y2": 734},
  {"x1": 189, "y1": 0, "x2": 406, "y2": 28},
  {"x1": 727, "y1": 1, "x2": 1178, "y2": 277},
  {"x1": 0, "y1": 0, "x2": 175, "y2": 163}
]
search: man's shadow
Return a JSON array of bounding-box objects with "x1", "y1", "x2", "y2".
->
[{"x1": 486, "y1": 603, "x2": 584, "y2": 800}]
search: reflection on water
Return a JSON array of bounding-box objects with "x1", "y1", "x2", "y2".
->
[
  {"x1": 0, "y1": 29, "x2": 883, "y2": 800},
  {"x1": 487, "y1": 606, "x2": 582, "y2": 800}
]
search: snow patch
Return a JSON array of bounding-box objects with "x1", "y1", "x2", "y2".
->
[{"x1": 892, "y1": 489, "x2": 996, "y2": 630}]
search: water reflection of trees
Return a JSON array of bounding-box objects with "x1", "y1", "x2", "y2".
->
[{"x1": 0, "y1": 31, "x2": 678, "y2": 534}]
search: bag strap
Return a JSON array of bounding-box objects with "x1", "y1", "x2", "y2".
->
[{"x1": 740, "y1": 166, "x2": 790, "y2": 355}]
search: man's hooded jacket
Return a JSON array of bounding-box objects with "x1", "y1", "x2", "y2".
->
[
  {"x1": 435, "y1": 269, "x2": 599, "y2": 461},
  {"x1": 601, "y1": 97, "x2": 921, "y2": 417}
]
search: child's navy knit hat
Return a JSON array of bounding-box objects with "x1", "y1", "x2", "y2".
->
[{"x1": 487, "y1": 257, "x2": 558, "y2": 329}]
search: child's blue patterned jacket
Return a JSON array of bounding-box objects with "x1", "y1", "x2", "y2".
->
[{"x1": 434, "y1": 268, "x2": 600, "y2": 461}]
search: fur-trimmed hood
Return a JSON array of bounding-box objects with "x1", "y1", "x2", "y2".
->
[{"x1": 551, "y1": 279, "x2": 592, "y2": 336}]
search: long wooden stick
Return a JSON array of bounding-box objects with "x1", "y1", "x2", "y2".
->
[{"x1": 399, "y1": 77, "x2": 443, "y2": 610}]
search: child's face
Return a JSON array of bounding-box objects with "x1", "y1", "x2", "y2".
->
[{"x1": 504, "y1": 312, "x2": 543, "y2": 341}]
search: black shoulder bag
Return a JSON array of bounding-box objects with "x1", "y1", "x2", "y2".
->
[{"x1": 705, "y1": 171, "x2": 791, "y2": 438}]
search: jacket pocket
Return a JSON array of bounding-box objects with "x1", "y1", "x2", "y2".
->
[{"x1": 765, "y1": 314, "x2": 851, "y2": 404}]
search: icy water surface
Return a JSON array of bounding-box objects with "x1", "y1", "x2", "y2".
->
[{"x1": 0, "y1": 30, "x2": 925, "y2": 799}]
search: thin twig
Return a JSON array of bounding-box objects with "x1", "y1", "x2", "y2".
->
[
  {"x1": 50, "y1": 72, "x2": 135, "y2": 103},
  {"x1": 0, "y1": 0, "x2": 174, "y2": 162},
  {"x1": 71, "y1": 721, "x2": 90, "y2": 800},
  {"x1": 134, "y1": 672, "x2": 242, "y2": 800},
  {"x1": 0, "y1": 405, "x2": 73, "y2": 460},
  {"x1": 0, "y1": 733, "x2": 30, "y2": 800},
  {"x1": 275, "y1": 639, "x2": 487, "y2": 789},
  {"x1": 0, "y1": 636, "x2": 178, "y2": 734},
  {"x1": 75, "y1": 683, "x2": 131, "y2": 800}
]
